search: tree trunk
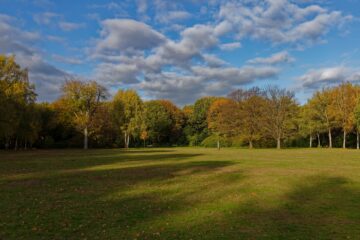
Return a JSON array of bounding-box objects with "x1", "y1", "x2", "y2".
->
[
  {"x1": 328, "y1": 128, "x2": 332, "y2": 148},
  {"x1": 357, "y1": 131, "x2": 359, "y2": 150},
  {"x1": 144, "y1": 139, "x2": 146, "y2": 148},
  {"x1": 217, "y1": 138, "x2": 220, "y2": 150},
  {"x1": 309, "y1": 135, "x2": 312, "y2": 148},
  {"x1": 127, "y1": 134, "x2": 130, "y2": 148},
  {"x1": 84, "y1": 127, "x2": 88, "y2": 149},
  {"x1": 124, "y1": 132, "x2": 128, "y2": 148},
  {"x1": 277, "y1": 137, "x2": 281, "y2": 149},
  {"x1": 317, "y1": 133, "x2": 321, "y2": 148},
  {"x1": 24, "y1": 140, "x2": 27, "y2": 150},
  {"x1": 343, "y1": 130, "x2": 346, "y2": 149},
  {"x1": 14, "y1": 138, "x2": 18, "y2": 151},
  {"x1": 249, "y1": 140, "x2": 253, "y2": 149}
]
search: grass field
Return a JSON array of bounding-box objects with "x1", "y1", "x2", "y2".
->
[{"x1": 1, "y1": 148, "x2": 360, "y2": 239}]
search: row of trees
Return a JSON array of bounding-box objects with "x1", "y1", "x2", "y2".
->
[{"x1": 2, "y1": 55, "x2": 360, "y2": 149}]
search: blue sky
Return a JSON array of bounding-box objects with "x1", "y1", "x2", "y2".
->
[{"x1": 1, "y1": 0, "x2": 360, "y2": 104}]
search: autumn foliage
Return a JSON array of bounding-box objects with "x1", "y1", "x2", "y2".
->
[{"x1": 2, "y1": 55, "x2": 360, "y2": 149}]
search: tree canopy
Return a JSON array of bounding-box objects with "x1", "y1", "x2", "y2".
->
[{"x1": 3, "y1": 55, "x2": 360, "y2": 150}]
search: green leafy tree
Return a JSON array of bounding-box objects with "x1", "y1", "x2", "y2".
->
[
  {"x1": 0, "y1": 55, "x2": 36, "y2": 149},
  {"x1": 331, "y1": 83, "x2": 359, "y2": 149},
  {"x1": 307, "y1": 89, "x2": 338, "y2": 148},
  {"x1": 299, "y1": 104, "x2": 325, "y2": 148},
  {"x1": 111, "y1": 89, "x2": 143, "y2": 148},
  {"x1": 187, "y1": 97, "x2": 218, "y2": 145},
  {"x1": 143, "y1": 100, "x2": 172, "y2": 145},
  {"x1": 60, "y1": 80, "x2": 107, "y2": 149}
]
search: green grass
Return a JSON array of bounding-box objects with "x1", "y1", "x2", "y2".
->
[{"x1": 1, "y1": 148, "x2": 360, "y2": 239}]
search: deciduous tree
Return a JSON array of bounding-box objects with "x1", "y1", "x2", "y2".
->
[
  {"x1": 264, "y1": 86, "x2": 298, "y2": 149},
  {"x1": 111, "y1": 89, "x2": 143, "y2": 148},
  {"x1": 61, "y1": 80, "x2": 107, "y2": 149}
]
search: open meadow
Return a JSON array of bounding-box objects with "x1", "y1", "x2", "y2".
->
[{"x1": 1, "y1": 148, "x2": 360, "y2": 239}]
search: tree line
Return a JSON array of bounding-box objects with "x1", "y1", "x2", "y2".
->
[{"x1": 2, "y1": 55, "x2": 360, "y2": 150}]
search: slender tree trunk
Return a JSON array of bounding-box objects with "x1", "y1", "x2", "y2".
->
[
  {"x1": 217, "y1": 137, "x2": 220, "y2": 150},
  {"x1": 357, "y1": 131, "x2": 359, "y2": 150},
  {"x1": 84, "y1": 127, "x2": 88, "y2": 149},
  {"x1": 277, "y1": 137, "x2": 281, "y2": 149},
  {"x1": 317, "y1": 133, "x2": 321, "y2": 148},
  {"x1": 309, "y1": 135, "x2": 312, "y2": 148},
  {"x1": 343, "y1": 130, "x2": 346, "y2": 149},
  {"x1": 328, "y1": 128, "x2": 332, "y2": 148},
  {"x1": 124, "y1": 132, "x2": 128, "y2": 148},
  {"x1": 127, "y1": 134, "x2": 130, "y2": 148},
  {"x1": 249, "y1": 140, "x2": 253, "y2": 149},
  {"x1": 14, "y1": 138, "x2": 18, "y2": 151},
  {"x1": 144, "y1": 139, "x2": 146, "y2": 148},
  {"x1": 24, "y1": 140, "x2": 27, "y2": 150}
]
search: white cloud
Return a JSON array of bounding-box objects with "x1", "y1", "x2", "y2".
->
[
  {"x1": 298, "y1": 66, "x2": 360, "y2": 89},
  {"x1": 248, "y1": 51, "x2": 295, "y2": 65},
  {"x1": 139, "y1": 65, "x2": 279, "y2": 104},
  {"x1": 218, "y1": 0, "x2": 351, "y2": 46},
  {"x1": 220, "y1": 42, "x2": 242, "y2": 51},
  {"x1": 89, "y1": 1, "x2": 351, "y2": 104},
  {"x1": 92, "y1": 16, "x2": 282, "y2": 103},
  {"x1": 95, "y1": 19, "x2": 166, "y2": 55},
  {"x1": 202, "y1": 54, "x2": 227, "y2": 67}
]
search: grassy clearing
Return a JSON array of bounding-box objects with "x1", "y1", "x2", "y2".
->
[{"x1": 1, "y1": 148, "x2": 360, "y2": 239}]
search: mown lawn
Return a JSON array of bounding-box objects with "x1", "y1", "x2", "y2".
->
[{"x1": 0, "y1": 148, "x2": 360, "y2": 239}]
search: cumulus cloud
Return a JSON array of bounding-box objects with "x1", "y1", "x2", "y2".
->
[
  {"x1": 248, "y1": 51, "x2": 295, "y2": 65},
  {"x1": 95, "y1": 19, "x2": 166, "y2": 55},
  {"x1": 202, "y1": 54, "x2": 227, "y2": 67},
  {"x1": 89, "y1": 1, "x2": 351, "y2": 104},
  {"x1": 95, "y1": 62, "x2": 140, "y2": 85},
  {"x1": 218, "y1": 0, "x2": 351, "y2": 46},
  {"x1": 298, "y1": 66, "x2": 360, "y2": 89},
  {"x1": 139, "y1": 65, "x2": 279, "y2": 104},
  {"x1": 92, "y1": 16, "x2": 283, "y2": 103}
]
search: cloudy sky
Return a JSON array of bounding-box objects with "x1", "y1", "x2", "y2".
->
[{"x1": 1, "y1": 0, "x2": 360, "y2": 104}]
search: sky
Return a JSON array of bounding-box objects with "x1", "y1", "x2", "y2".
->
[{"x1": 1, "y1": 0, "x2": 360, "y2": 105}]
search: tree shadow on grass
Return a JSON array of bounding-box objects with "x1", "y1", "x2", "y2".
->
[
  {"x1": 0, "y1": 151, "x2": 204, "y2": 179},
  {"x1": 186, "y1": 175, "x2": 360, "y2": 240},
  {"x1": 0, "y1": 159, "x2": 237, "y2": 239}
]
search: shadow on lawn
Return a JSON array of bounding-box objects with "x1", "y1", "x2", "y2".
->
[
  {"x1": 0, "y1": 151, "x2": 204, "y2": 177},
  {"x1": 0, "y1": 158, "x2": 236, "y2": 239},
  {"x1": 185, "y1": 175, "x2": 360, "y2": 240},
  {"x1": 2, "y1": 152, "x2": 360, "y2": 239}
]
